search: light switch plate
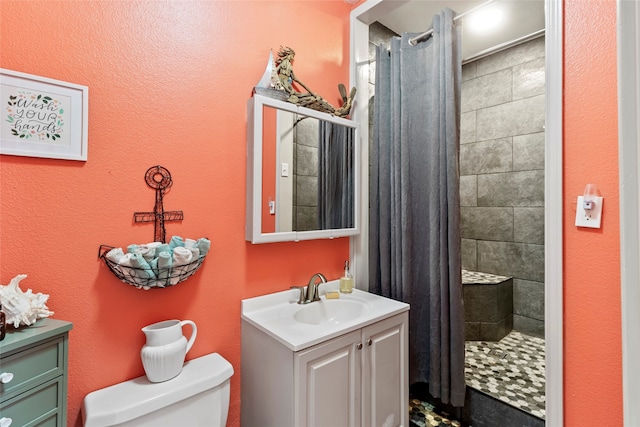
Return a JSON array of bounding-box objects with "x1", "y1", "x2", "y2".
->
[{"x1": 575, "y1": 195, "x2": 603, "y2": 228}]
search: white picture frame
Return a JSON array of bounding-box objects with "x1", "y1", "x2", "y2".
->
[{"x1": 1, "y1": 68, "x2": 88, "y2": 161}]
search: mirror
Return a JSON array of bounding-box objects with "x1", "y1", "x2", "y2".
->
[{"x1": 246, "y1": 94, "x2": 360, "y2": 243}]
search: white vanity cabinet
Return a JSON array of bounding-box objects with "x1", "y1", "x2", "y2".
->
[{"x1": 241, "y1": 312, "x2": 408, "y2": 427}]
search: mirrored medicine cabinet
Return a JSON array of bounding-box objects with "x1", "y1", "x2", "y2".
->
[{"x1": 246, "y1": 94, "x2": 360, "y2": 244}]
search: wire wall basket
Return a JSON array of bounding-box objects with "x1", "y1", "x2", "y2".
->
[
  {"x1": 99, "y1": 245, "x2": 206, "y2": 290},
  {"x1": 98, "y1": 166, "x2": 208, "y2": 290}
]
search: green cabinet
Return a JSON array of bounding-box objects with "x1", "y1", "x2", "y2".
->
[{"x1": 0, "y1": 319, "x2": 72, "y2": 427}]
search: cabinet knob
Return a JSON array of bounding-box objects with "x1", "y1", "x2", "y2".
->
[
  {"x1": 367, "y1": 339, "x2": 372, "y2": 346},
  {"x1": 356, "y1": 342, "x2": 363, "y2": 350},
  {"x1": 0, "y1": 373, "x2": 13, "y2": 384},
  {"x1": 0, "y1": 417, "x2": 12, "y2": 427}
]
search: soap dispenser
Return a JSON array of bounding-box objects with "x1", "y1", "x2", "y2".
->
[{"x1": 339, "y1": 260, "x2": 353, "y2": 294}]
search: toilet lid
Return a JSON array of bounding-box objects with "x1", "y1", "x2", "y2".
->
[{"x1": 82, "y1": 353, "x2": 233, "y2": 427}]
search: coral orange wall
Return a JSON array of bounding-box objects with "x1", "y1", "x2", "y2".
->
[
  {"x1": 0, "y1": 1, "x2": 351, "y2": 426},
  {"x1": 564, "y1": 0, "x2": 622, "y2": 425},
  {"x1": 1, "y1": 0, "x2": 627, "y2": 426}
]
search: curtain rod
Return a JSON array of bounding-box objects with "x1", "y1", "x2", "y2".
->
[
  {"x1": 408, "y1": 0, "x2": 498, "y2": 46},
  {"x1": 461, "y1": 29, "x2": 544, "y2": 64}
]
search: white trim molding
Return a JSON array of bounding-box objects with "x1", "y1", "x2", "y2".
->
[
  {"x1": 618, "y1": 0, "x2": 640, "y2": 425},
  {"x1": 544, "y1": 1, "x2": 564, "y2": 425}
]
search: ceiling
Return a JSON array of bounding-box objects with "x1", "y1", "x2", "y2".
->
[{"x1": 376, "y1": 0, "x2": 545, "y2": 61}]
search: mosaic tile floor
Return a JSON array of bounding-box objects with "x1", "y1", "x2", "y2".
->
[
  {"x1": 409, "y1": 331, "x2": 545, "y2": 425},
  {"x1": 409, "y1": 399, "x2": 464, "y2": 427},
  {"x1": 465, "y1": 331, "x2": 546, "y2": 419}
]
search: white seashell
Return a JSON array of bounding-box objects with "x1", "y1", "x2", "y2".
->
[{"x1": 0, "y1": 274, "x2": 53, "y2": 328}]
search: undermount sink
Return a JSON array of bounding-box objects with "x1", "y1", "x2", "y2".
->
[{"x1": 293, "y1": 300, "x2": 368, "y2": 325}]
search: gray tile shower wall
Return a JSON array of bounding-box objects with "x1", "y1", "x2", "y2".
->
[
  {"x1": 294, "y1": 116, "x2": 319, "y2": 231},
  {"x1": 461, "y1": 37, "x2": 546, "y2": 338}
]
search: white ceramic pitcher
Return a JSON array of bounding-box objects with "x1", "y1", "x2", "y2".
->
[{"x1": 140, "y1": 319, "x2": 197, "y2": 383}]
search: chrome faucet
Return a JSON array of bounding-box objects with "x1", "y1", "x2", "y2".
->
[{"x1": 290, "y1": 272, "x2": 327, "y2": 304}]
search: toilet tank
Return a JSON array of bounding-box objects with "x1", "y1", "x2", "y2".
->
[{"x1": 82, "y1": 353, "x2": 233, "y2": 427}]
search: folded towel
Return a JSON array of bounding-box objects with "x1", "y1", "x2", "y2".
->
[
  {"x1": 116, "y1": 253, "x2": 135, "y2": 276},
  {"x1": 106, "y1": 237, "x2": 206, "y2": 288},
  {"x1": 130, "y1": 253, "x2": 156, "y2": 279},
  {"x1": 157, "y1": 250, "x2": 172, "y2": 269},
  {"x1": 156, "y1": 243, "x2": 171, "y2": 254},
  {"x1": 105, "y1": 248, "x2": 127, "y2": 278},
  {"x1": 169, "y1": 235, "x2": 185, "y2": 250},
  {"x1": 172, "y1": 246, "x2": 193, "y2": 266},
  {"x1": 187, "y1": 247, "x2": 200, "y2": 260},
  {"x1": 194, "y1": 237, "x2": 211, "y2": 257},
  {"x1": 105, "y1": 247, "x2": 125, "y2": 263},
  {"x1": 143, "y1": 242, "x2": 163, "y2": 260},
  {"x1": 118, "y1": 253, "x2": 156, "y2": 288},
  {"x1": 171, "y1": 246, "x2": 193, "y2": 285},
  {"x1": 138, "y1": 246, "x2": 157, "y2": 261},
  {"x1": 149, "y1": 250, "x2": 172, "y2": 287},
  {"x1": 128, "y1": 242, "x2": 163, "y2": 262}
]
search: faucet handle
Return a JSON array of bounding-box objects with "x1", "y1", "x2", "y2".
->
[{"x1": 290, "y1": 286, "x2": 306, "y2": 304}]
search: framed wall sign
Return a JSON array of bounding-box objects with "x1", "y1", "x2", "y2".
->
[{"x1": 1, "y1": 69, "x2": 88, "y2": 161}]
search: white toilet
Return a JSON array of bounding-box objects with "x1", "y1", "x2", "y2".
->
[{"x1": 82, "y1": 353, "x2": 233, "y2": 427}]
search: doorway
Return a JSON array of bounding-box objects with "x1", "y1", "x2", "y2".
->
[{"x1": 349, "y1": 0, "x2": 563, "y2": 425}]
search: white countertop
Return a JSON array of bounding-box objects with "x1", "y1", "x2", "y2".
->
[{"x1": 241, "y1": 280, "x2": 409, "y2": 351}]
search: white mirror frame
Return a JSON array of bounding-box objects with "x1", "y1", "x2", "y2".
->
[
  {"x1": 618, "y1": 0, "x2": 640, "y2": 424},
  {"x1": 246, "y1": 94, "x2": 361, "y2": 244},
  {"x1": 348, "y1": 0, "x2": 563, "y2": 425}
]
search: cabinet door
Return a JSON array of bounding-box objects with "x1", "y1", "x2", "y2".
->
[
  {"x1": 295, "y1": 330, "x2": 361, "y2": 427},
  {"x1": 362, "y1": 313, "x2": 409, "y2": 427}
]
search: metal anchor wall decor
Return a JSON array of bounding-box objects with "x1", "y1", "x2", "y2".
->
[{"x1": 133, "y1": 165, "x2": 184, "y2": 243}]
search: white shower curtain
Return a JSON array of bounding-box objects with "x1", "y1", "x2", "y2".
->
[{"x1": 369, "y1": 8, "x2": 466, "y2": 406}]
